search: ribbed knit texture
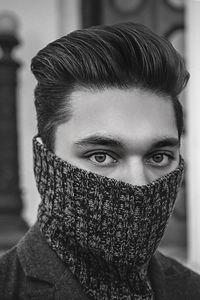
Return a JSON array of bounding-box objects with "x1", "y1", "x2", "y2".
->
[{"x1": 33, "y1": 136, "x2": 184, "y2": 300}]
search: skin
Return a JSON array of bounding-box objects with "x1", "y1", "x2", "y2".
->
[{"x1": 55, "y1": 88, "x2": 180, "y2": 186}]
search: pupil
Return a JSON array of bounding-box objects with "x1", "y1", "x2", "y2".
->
[{"x1": 95, "y1": 154, "x2": 106, "y2": 163}]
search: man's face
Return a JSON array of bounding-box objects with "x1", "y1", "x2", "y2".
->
[{"x1": 55, "y1": 88, "x2": 180, "y2": 186}]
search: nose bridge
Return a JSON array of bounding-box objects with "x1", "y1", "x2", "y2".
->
[{"x1": 122, "y1": 158, "x2": 148, "y2": 186}]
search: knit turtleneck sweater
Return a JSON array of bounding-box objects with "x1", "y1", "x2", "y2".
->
[{"x1": 33, "y1": 136, "x2": 184, "y2": 300}]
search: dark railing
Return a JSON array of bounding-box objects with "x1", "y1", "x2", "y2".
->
[{"x1": 0, "y1": 13, "x2": 28, "y2": 252}]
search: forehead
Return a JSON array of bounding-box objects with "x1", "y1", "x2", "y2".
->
[{"x1": 57, "y1": 87, "x2": 178, "y2": 149}]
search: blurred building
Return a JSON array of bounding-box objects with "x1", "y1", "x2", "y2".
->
[{"x1": 0, "y1": 0, "x2": 199, "y2": 273}]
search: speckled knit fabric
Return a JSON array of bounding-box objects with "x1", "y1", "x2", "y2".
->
[{"x1": 33, "y1": 136, "x2": 184, "y2": 300}]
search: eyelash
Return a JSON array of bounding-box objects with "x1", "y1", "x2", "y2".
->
[
  {"x1": 85, "y1": 151, "x2": 118, "y2": 166},
  {"x1": 85, "y1": 150, "x2": 175, "y2": 168}
]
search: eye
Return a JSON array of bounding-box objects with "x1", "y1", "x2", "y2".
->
[
  {"x1": 147, "y1": 152, "x2": 174, "y2": 167},
  {"x1": 152, "y1": 154, "x2": 165, "y2": 163},
  {"x1": 88, "y1": 152, "x2": 117, "y2": 166}
]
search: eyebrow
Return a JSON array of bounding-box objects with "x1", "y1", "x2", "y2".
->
[
  {"x1": 74, "y1": 135, "x2": 123, "y2": 148},
  {"x1": 148, "y1": 137, "x2": 180, "y2": 151},
  {"x1": 74, "y1": 134, "x2": 180, "y2": 150}
]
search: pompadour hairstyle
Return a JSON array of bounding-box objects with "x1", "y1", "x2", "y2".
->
[{"x1": 31, "y1": 22, "x2": 189, "y2": 150}]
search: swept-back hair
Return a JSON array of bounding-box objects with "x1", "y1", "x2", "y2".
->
[{"x1": 31, "y1": 22, "x2": 189, "y2": 150}]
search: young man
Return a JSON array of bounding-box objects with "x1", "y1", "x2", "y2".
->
[{"x1": 0, "y1": 22, "x2": 200, "y2": 299}]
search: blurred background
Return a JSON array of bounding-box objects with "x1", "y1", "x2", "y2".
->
[{"x1": 0, "y1": 0, "x2": 200, "y2": 273}]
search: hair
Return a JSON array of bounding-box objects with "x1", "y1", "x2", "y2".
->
[{"x1": 31, "y1": 22, "x2": 189, "y2": 150}]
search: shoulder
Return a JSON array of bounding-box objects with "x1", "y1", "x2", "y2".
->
[
  {"x1": 0, "y1": 245, "x2": 20, "y2": 278},
  {"x1": 0, "y1": 224, "x2": 87, "y2": 300},
  {"x1": 151, "y1": 251, "x2": 200, "y2": 299},
  {"x1": 0, "y1": 245, "x2": 25, "y2": 299},
  {"x1": 0, "y1": 224, "x2": 57, "y2": 299},
  {"x1": 156, "y1": 251, "x2": 200, "y2": 278}
]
